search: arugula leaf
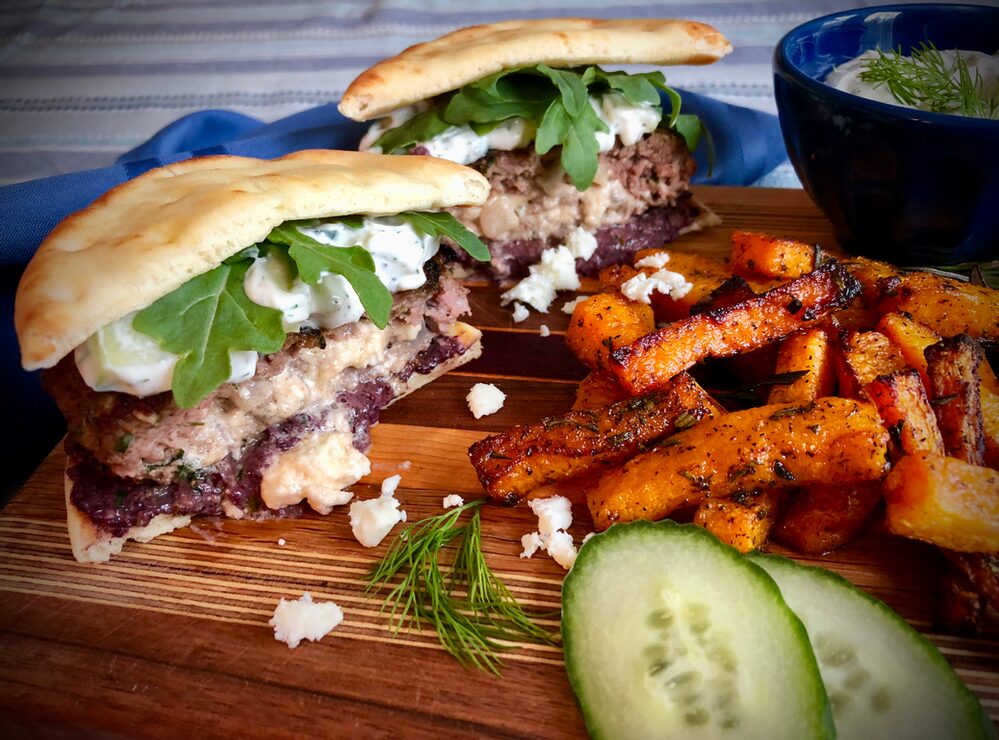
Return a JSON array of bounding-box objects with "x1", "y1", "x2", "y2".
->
[
  {"x1": 445, "y1": 79, "x2": 551, "y2": 124},
  {"x1": 399, "y1": 211, "x2": 491, "y2": 262},
  {"x1": 535, "y1": 64, "x2": 589, "y2": 116},
  {"x1": 535, "y1": 98, "x2": 571, "y2": 155},
  {"x1": 559, "y1": 103, "x2": 605, "y2": 190},
  {"x1": 582, "y1": 67, "x2": 666, "y2": 107},
  {"x1": 133, "y1": 259, "x2": 285, "y2": 408},
  {"x1": 375, "y1": 106, "x2": 451, "y2": 154},
  {"x1": 266, "y1": 223, "x2": 393, "y2": 328}
]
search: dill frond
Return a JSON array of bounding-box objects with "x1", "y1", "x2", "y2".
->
[
  {"x1": 858, "y1": 43, "x2": 999, "y2": 119},
  {"x1": 367, "y1": 498, "x2": 559, "y2": 673}
]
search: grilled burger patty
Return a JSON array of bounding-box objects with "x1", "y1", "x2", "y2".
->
[
  {"x1": 48, "y1": 265, "x2": 474, "y2": 536},
  {"x1": 447, "y1": 129, "x2": 698, "y2": 278}
]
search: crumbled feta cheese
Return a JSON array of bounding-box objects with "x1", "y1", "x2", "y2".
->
[
  {"x1": 545, "y1": 530, "x2": 579, "y2": 570},
  {"x1": 511, "y1": 302, "x2": 530, "y2": 323},
  {"x1": 529, "y1": 495, "x2": 573, "y2": 535},
  {"x1": 520, "y1": 531, "x2": 545, "y2": 559},
  {"x1": 565, "y1": 227, "x2": 598, "y2": 261},
  {"x1": 562, "y1": 295, "x2": 588, "y2": 315},
  {"x1": 501, "y1": 245, "x2": 579, "y2": 312},
  {"x1": 380, "y1": 474, "x2": 402, "y2": 497},
  {"x1": 620, "y1": 269, "x2": 693, "y2": 304},
  {"x1": 399, "y1": 460, "x2": 412, "y2": 470},
  {"x1": 520, "y1": 496, "x2": 579, "y2": 570},
  {"x1": 539, "y1": 324, "x2": 550, "y2": 337},
  {"x1": 349, "y1": 493, "x2": 406, "y2": 547},
  {"x1": 466, "y1": 383, "x2": 506, "y2": 418},
  {"x1": 269, "y1": 592, "x2": 344, "y2": 648},
  {"x1": 635, "y1": 251, "x2": 672, "y2": 270},
  {"x1": 442, "y1": 494, "x2": 464, "y2": 509},
  {"x1": 277, "y1": 538, "x2": 286, "y2": 546}
]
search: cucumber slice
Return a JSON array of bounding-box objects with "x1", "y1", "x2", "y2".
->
[
  {"x1": 749, "y1": 553, "x2": 995, "y2": 740},
  {"x1": 562, "y1": 521, "x2": 834, "y2": 739}
]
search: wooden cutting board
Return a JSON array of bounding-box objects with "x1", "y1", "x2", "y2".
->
[{"x1": 1, "y1": 186, "x2": 996, "y2": 738}]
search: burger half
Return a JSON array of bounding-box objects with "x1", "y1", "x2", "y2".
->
[
  {"x1": 339, "y1": 18, "x2": 732, "y2": 280},
  {"x1": 16, "y1": 150, "x2": 489, "y2": 562}
]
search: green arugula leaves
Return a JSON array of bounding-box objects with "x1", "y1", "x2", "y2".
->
[
  {"x1": 399, "y1": 211, "x2": 491, "y2": 262},
  {"x1": 132, "y1": 212, "x2": 488, "y2": 408},
  {"x1": 376, "y1": 64, "x2": 703, "y2": 190},
  {"x1": 133, "y1": 258, "x2": 285, "y2": 409}
]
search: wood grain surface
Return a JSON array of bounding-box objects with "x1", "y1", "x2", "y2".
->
[{"x1": 1, "y1": 186, "x2": 996, "y2": 738}]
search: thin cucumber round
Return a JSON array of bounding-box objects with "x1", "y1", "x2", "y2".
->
[
  {"x1": 562, "y1": 521, "x2": 834, "y2": 739},
  {"x1": 749, "y1": 553, "x2": 995, "y2": 740}
]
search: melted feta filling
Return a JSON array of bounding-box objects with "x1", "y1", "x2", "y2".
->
[
  {"x1": 75, "y1": 216, "x2": 438, "y2": 397},
  {"x1": 360, "y1": 92, "x2": 661, "y2": 166}
]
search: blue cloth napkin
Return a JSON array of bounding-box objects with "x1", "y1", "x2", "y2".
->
[{"x1": 0, "y1": 92, "x2": 786, "y2": 496}]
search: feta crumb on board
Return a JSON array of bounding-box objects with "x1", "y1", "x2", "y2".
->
[
  {"x1": 269, "y1": 592, "x2": 344, "y2": 648},
  {"x1": 277, "y1": 538, "x2": 286, "y2": 546},
  {"x1": 511, "y1": 302, "x2": 529, "y2": 323},
  {"x1": 466, "y1": 382, "x2": 506, "y2": 418},
  {"x1": 635, "y1": 251, "x2": 672, "y2": 270},
  {"x1": 539, "y1": 324, "x2": 550, "y2": 337},
  {"x1": 565, "y1": 226, "x2": 598, "y2": 261},
  {"x1": 520, "y1": 495, "x2": 579, "y2": 570},
  {"x1": 380, "y1": 474, "x2": 401, "y2": 497},
  {"x1": 620, "y1": 269, "x2": 693, "y2": 304},
  {"x1": 349, "y1": 488, "x2": 407, "y2": 547},
  {"x1": 562, "y1": 295, "x2": 588, "y2": 315},
  {"x1": 442, "y1": 494, "x2": 464, "y2": 509}
]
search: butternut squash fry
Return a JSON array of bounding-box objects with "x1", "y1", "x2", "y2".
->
[
  {"x1": 865, "y1": 370, "x2": 945, "y2": 460},
  {"x1": 468, "y1": 373, "x2": 717, "y2": 505},
  {"x1": 773, "y1": 482, "x2": 883, "y2": 555},
  {"x1": 606, "y1": 250, "x2": 732, "y2": 322},
  {"x1": 843, "y1": 256, "x2": 901, "y2": 307},
  {"x1": 693, "y1": 489, "x2": 784, "y2": 554},
  {"x1": 729, "y1": 231, "x2": 817, "y2": 279},
  {"x1": 877, "y1": 311, "x2": 999, "y2": 395},
  {"x1": 834, "y1": 330, "x2": 907, "y2": 400},
  {"x1": 587, "y1": 397, "x2": 889, "y2": 530},
  {"x1": 573, "y1": 371, "x2": 627, "y2": 411},
  {"x1": 768, "y1": 328, "x2": 836, "y2": 404},
  {"x1": 609, "y1": 261, "x2": 862, "y2": 395},
  {"x1": 983, "y1": 389, "x2": 999, "y2": 470},
  {"x1": 875, "y1": 271, "x2": 999, "y2": 340},
  {"x1": 565, "y1": 292, "x2": 654, "y2": 372},
  {"x1": 884, "y1": 452, "x2": 999, "y2": 553},
  {"x1": 926, "y1": 335, "x2": 987, "y2": 466}
]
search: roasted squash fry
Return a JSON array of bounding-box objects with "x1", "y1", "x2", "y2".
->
[
  {"x1": 773, "y1": 482, "x2": 883, "y2": 555},
  {"x1": 729, "y1": 231, "x2": 817, "y2": 280},
  {"x1": 877, "y1": 312, "x2": 999, "y2": 395},
  {"x1": 587, "y1": 397, "x2": 889, "y2": 530},
  {"x1": 884, "y1": 452, "x2": 999, "y2": 553},
  {"x1": 768, "y1": 328, "x2": 836, "y2": 404},
  {"x1": 573, "y1": 371, "x2": 628, "y2": 411},
  {"x1": 983, "y1": 389, "x2": 999, "y2": 470},
  {"x1": 608, "y1": 250, "x2": 732, "y2": 322},
  {"x1": 565, "y1": 292, "x2": 654, "y2": 372},
  {"x1": 834, "y1": 330, "x2": 907, "y2": 400},
  {"x1": 843, "y1": 256, "x2": 901, "y2": 307},
  {"x1": 926, "y1": 334, "x2": 987, "y2": 466},
  {"x1": 609, "y1": 261, "x2": 862, "y2": 395},
  {"x1": 469, "y1": 373, "x2": 717, "y2": 505},
  {"x1": 693, "y1": 489, "x2": 784, "y2": 554},
  {"x1": 865, "y1": 370, "x2": 945, "y2": 459},
  {"x1": 689, "y1": 276, "x2": 757, "y2": 315},
  {"x1": 875, "y1": 271, "x2": 999, "y2": 340}
]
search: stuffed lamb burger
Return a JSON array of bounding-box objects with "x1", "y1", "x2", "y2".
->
[{"x1": 15, "y1": 150, "x2": 489, "y2": 562}]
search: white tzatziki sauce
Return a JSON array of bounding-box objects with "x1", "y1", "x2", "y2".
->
[
  {"x1": 76, "y1": 216, "x2": 438, "y2": 397},
  {"x1": 360, "y1": 92, "x2": 662, "y2": 165},
  {"x1": 825, "y1": 49, "x2": 999, "y2": 115}
]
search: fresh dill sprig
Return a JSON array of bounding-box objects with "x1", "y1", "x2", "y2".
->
[
  {"x1": 367, "y1": 498, "x2": 559, "y2": 673},
  {"x1": 859, "y1": 42, "x2": 999, "y2": 119}
]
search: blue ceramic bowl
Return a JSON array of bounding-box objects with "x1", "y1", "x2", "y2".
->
[{"x1": 774, "y1": 3, "x2": 999, "y2": 264}]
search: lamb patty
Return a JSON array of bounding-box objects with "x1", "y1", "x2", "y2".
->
[
  {"x1": 451, "y1": 129, "x2": 697, "y2": 278},
  {"x1": 48, "y1": 265, "x2": 472, "y2": 489}
]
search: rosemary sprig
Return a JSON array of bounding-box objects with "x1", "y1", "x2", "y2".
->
[
  {"x1": 367, "y1": 498, "x2": 559, "y2": 673},
  {"x1": 859, "y1": 43, "x2": 999, "y2": 119}
]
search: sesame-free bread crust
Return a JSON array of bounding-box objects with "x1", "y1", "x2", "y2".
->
[
  {"x1": 16, "y1": 150, "x2": 489, "y2": 371},
  {"x1": 338, "y1": 18, "x2": 732, "y2": 121}
]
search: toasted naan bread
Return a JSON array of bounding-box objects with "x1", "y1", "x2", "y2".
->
[{"x1": 339, "y1": 18, "x2": 732, "y2": 121}]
